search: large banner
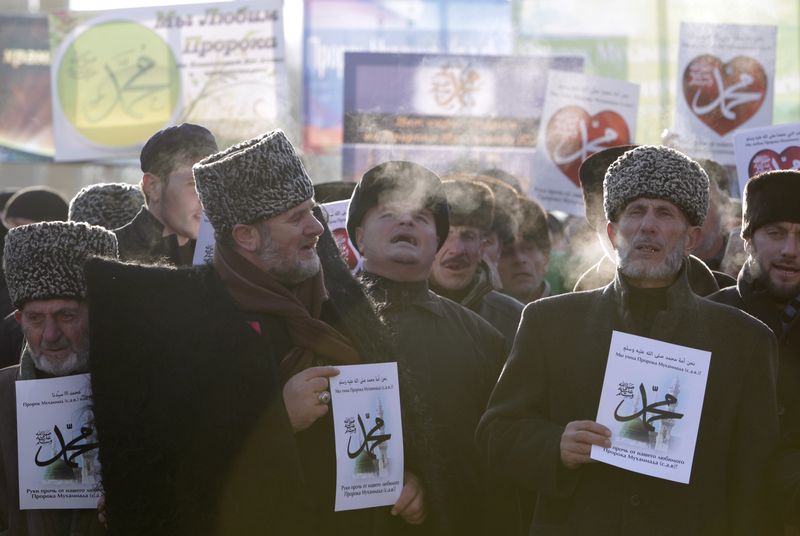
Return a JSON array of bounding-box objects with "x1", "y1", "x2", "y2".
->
[
  {"x1": 49, "y1": 1, "x2": 288, "y2": 162},
  {"x1": 672, "y1": 22, "x2": 776, "y2": 165},
  {"x1": 530, "y1": 70, "x2": 639, "y2": 216},
  {"x1": 0, "y1": 15, "x2": 54, "y2": 161},
  {"x1": 342, "y1": 52, "x2": 583, "y2": 188},
  {"x1": 303, "y1": 0, "x2": 513, "y2": 155}
]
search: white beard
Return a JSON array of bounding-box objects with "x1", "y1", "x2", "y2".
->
[
  {"x1": 31, "y1": 347, "x2": 90, "y2": 376},
  {"x1": 616, "y1": 235, "x2": 687, "y2": 282}
]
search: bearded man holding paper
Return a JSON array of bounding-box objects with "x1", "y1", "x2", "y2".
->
[{"x1": 477, "y1": 145, "x2": 780, "y2": 535}]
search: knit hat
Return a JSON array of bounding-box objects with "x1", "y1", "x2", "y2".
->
[
  {"x1": 193, "y1": 130, "x2": 314, "y2": 234},
  {"x1": 68, "y1": 183, "x2": 145, "y2": 230},
  {"x1": 579, "y1": 145, "x2": 637, "y2": 231},
  {"x1": 140, "y1": 123, "x2": 217, "y2": 175},
  {"x1": 603, "y1": 145, "x2": 709, "y2": 226},
  {"x1": 442, "y1": 179, "x2": 494, "y2": 232},
  {"x1": 4, "y1": 186, "x2": 68, "y2": 223},
  {"x1": 346, "y1": 161, "x2": 450, "y2": 253},
  {"x1": 741, "y1": 170, "x2": 800, "y2": 238},
  {"x1": 3, "y1": 221, "x2": 118, "y2": 308}
]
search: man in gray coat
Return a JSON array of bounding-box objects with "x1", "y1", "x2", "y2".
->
[{"x1": 478, "y1": 145, "x2": 780, "y2": 535}]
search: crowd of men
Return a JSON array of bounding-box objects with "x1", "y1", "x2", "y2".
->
[{"x1": 0, "y1": 123, "x2": 797, "y2": 536}]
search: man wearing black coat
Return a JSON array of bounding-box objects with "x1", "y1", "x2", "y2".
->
[
  {"x1": 347, "y1": 161, "x2": 509, "y2": 535},
  {"x1": 87, "y1": 132, "x2": 428, "y2": 536},
  {"x1": 708, "y1": 170, "x2": 800, "y2": 528},
  {"x1": 478, "y1": 146, "x2": 780, "y2": 535}
]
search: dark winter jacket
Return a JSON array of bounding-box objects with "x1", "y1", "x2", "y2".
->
[
  {"x1": 113, "y1": 207, "x2": 194, "y2": 267},
  {"x1": 709, "y1": 265, "x2": 800, "y2": 527},
  {"x1": 362, "y1": 272, "x2": 507, "y2": 535},
  {"x1": 432, "y1": 262, "x2": 523, "y2": 353},
  {"x1": 85, "y1": 221, "x2": 433, "y2": 536},
  {"x1": 0, "y1": 350, "x2": 106, "y2": 536},
  {"x1": 574, "y1": 254, "x2": 732, "y2": 296},
  {"x1": 0, "y1": 312, "x2": 22, "y2": 370},
  {"x1": 478, "y1": 264, "x2": 780, "y2": 535}
]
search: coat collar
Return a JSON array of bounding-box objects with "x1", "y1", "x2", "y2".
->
[
  {"x1": 360, "y1": 272, "x2": 445, "y2": 317},
  {"x1": 606, "y1": 260, "x2": 699, "y2": 336}
]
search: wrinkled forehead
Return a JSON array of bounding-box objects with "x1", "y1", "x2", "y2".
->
[
  {"x1": 622, "y1": 197, "x2": 686, "y2": 217},
  {"x1": 21, "y1": 298, "x2": 86, "y2": 315},
  {"x1": 375, "y1": 190, "x2": 433, "y2": 213}
]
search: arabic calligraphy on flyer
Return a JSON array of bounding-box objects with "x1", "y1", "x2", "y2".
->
[
  {"x1": 590, "y1": 331, "x2": 711, "y2": 484},
  {"x1": 330, "y1": 362, "x2": 404, "y2": 512},
  {"x1": 529, "y1": 69, "x2": 639, "y2": 217},
  {"x1": 15, "y1": 373, "x2": 102, "y2": 509}
]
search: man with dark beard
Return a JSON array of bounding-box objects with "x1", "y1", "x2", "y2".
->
[
  {"x1": 0, "y1": 222, "x2": 118, "y2": 535},
  {"x1": 85, "y1": 131, "x2": 427, "y2": 536},
  {"x1": 478, "y1": 145, "x2": 780, "y2": 535},
  {"x1": 708, "y1": 170, "x2": 800, "y2": 529}
]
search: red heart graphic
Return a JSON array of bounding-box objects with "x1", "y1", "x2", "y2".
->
[
  {"x1": 748, "y1": 146, "x2": 800, "y2": 176},
  {"x1": 545, "y1": 106, "x2": 631, "y2": 187},
  {"x1": 683, "y1": 54, "x2": 767, "y2": 136}
]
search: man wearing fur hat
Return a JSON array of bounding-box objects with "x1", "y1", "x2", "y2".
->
[
  {"x1": 574, "y1": 145, "x2": 733, "y2": 293},
  {"x1": 114, "y1": 123, "x2": 217, "y2": 266},
  {"x1": 478, "y1": 145, "x2": 780, "y2": 535},
  {"x1": 347, "y1": 161, "x2": 509, "y2": 535},
  {"x1": 708, "y1": 170, "x2": 800, "y2": 528},
  {"x1": 85, "y1": 132, "x2": 428, "y2": 536},
  {"x1": 0, "y1": 222, "x2": 117, "y2": 535},
  {"x1": 69, "y1": 183, "x2": 145, "y2": 231},
  {"x1": 429, "y1": 179, "x2": 523, "y2": 350}
]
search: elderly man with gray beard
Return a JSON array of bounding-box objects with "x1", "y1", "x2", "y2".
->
[
  {"x1": 478, "y1": 145, "x2": 780, "y2": 535},
  {"x1": 0, "y1": 221, "x2": 117, "y2": 536}
]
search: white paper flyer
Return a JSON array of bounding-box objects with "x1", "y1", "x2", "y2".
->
[
  {"x1": 530, "y1": 70, "x2": 639, "y2": 216},
  {"x1": 330, "y1": 362, "x2": 403, "y2": 512},
  {"x1": 733, "y1": 123, "x2": 800, "y2": 196},
  {"x1": 321, "y1": 199, "x2": 362, "y2": 274},
  {"x1": 672, "y1": 22, "x2": 776, "y2": 165},
  {"x1": 16, "y1": 373, "x2": 102, "y2": 509},
  {"x1": 590, "y1": 331, "x2": 711, "y2": 484}
]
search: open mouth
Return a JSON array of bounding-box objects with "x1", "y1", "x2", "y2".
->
[
  {"x1": 391, "y1": 234, "x2": 417, "y2": 246},
  {"x1": 634, "y1": 243, "x2": 661, "y2": 254},
  {"x1": 442, "y1": 259, "x2": 468, "y2": 270}
]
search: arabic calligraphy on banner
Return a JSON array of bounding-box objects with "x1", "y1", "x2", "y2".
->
[
  {"x1": 48, "y1": 1, "x2": 288, "y2": 162},
  {"x1": 591, "y1": 331, "x2": 711, "y2": 484},
  {"x1": 672, "y1": 22, "x2": 776, "y2": 167},
  {"x1": 530, "y1": 70, "x2": 639, "y2": 216},
  {"x1": 15, "y1": 373, "x2": 102, "y2": 510}
]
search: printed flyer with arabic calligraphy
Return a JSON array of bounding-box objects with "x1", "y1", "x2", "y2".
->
[
  {"x1": 733, "y1": 123, "x2": 800, "y2": 196},
  {"x1": 590, "y1": 331, "x2": 711, "y2": 484},
  {"x1": 530, "y1": 69, "x2": 639, "y2": 216},
  {"x1": 15, "y1": 373, "x2": 102, "y2": 509},
  {"x1": 672, "y1": 22, "x2": 776, "y2": 166},
  {"x1": 330, "y1": 362, "x2": 403, "y2": 511}
]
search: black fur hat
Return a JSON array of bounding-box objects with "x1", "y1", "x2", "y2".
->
[
  {"x1": 346, "y1": 161, "x2": 450, "y2": 252},
  {"x1": 442, "y1": 179, "x2": 494, "y2": 232},
  {"x1": 742, "y1": 170, "x2": 800, "y2": 238}
]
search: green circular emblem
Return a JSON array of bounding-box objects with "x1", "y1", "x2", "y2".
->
[{"x1": 57, "y1": 20, "x2": 180, "y2": 147}]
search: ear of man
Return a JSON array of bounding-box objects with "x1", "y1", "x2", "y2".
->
[{"x1": 231, "y1": 223, "x2": 262, "y2": 253}]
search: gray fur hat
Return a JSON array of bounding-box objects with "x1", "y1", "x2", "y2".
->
[
  {"x1": 603, "y1": 145, "x2": 709, "y2": 226},
  {"x1": 68, "y1": 183, "x2": 145, "y2": 230},
  {"x1": 4, "y1": 221, "x2": 118, "y2": 308},
  {"x1": 193, "y1": 130, "x2": 314, "y2": 234}
]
